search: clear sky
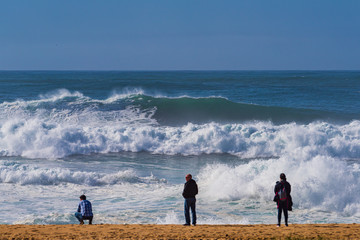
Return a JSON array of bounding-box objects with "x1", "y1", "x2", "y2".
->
[{"x1": 1, "y1": 0, "x2": 359, "y2": 70}]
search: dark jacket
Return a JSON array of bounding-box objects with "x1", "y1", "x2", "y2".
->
[
  {"x1": 274, "y1": 180, "x2": 292, "y2": 210},
  {"x1": 182, "y1": 179, "x2": 198, "y2": 199}
]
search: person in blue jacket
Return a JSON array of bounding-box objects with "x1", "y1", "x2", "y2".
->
[{"x1": 75, "y1": 195, "x2": 93, "y2": 225}]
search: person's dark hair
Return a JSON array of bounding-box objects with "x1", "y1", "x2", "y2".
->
[
  {"x1": 280, "y1": 173, "x2": 286, "y2": 180},
  {"x1": 80, "y1": 195, "x2": 86, "y2": 200}
]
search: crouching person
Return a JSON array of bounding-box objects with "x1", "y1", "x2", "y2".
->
[{"x1": 75, "y1": 195, "x2": 93, "y2": 225}]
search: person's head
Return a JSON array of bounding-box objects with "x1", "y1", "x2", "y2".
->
[
  {"x1": 280, "y1": 173, "x2": 286, "y2": 181},
  {"x1": 185, "y1": 174, "x2": 192, "y2": 182},
  {"x1": 80, "y1": 195, "x2": 86, "y2": 200}
]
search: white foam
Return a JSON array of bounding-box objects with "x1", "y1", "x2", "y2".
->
[
  {"x1": 0, "y1": 161, "x2": 166, "y2": 185},
  {"x1": 2, "y1": 89, "x2": 360, "y2": 159},
  {"x1": 2, "y1": 111, "x2": 360, "y2": 159}
]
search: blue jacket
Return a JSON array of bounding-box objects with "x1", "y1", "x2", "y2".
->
[{"x1": 77, "y1": 200, "x2": 93, "y2": 217}]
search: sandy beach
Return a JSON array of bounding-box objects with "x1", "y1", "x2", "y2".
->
[{"x1": 0, "y1": 224, "x2": 359, "y2": 239}]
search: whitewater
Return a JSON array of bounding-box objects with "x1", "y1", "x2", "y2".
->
[{"x1": 1, "y1": 71, "x2": 360, "y2": 225}]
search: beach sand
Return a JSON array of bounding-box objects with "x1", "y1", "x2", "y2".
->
[{"x1": 0, "y1": 224, "x2": 359, "y2": 239}]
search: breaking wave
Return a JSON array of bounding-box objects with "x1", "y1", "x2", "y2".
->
[{"x1": 1, "y1": 89, "x2": 360, "y2": 159}]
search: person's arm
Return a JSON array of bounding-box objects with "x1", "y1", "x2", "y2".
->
[
  {"x1": 77, "y1": 203, "x2": 81, "y2": 213},
  {"x1": 288, "y1": 182, "x2": 291, "y2": 194},
  {"x1": 182, "y1": 183, "x2": 187, "y2": 198},
  {"x1": 194, "y1": 182, "x2": 198, "y2": 196},
  {"x1": 274, "y1": 181, "x2": 279, "y2": 194}
]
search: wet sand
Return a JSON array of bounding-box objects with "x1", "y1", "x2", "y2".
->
[{"x1": 0, "y1": 224, "x2": 359, "y2": 239}]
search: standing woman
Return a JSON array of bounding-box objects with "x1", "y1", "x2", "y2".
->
[{"x1": 274, "y1": 173, "x2": 292, "y2": 227}]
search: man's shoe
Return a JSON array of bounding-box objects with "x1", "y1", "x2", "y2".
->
[
  {"x1": 80, "y1": 220, "x2": 84, "y2": 225},
  {"x1": 285, "y1": 223, "x2": 288, "y2": 227},
  {"x1": 183, "y1": 224, "x2": 190, "y2": 226},
  {"x1": 276, "y1": 224, "x2": 280, "y2": 227},
  {"x1": 193, "y1": 223, "x2": 196, "y2": 226}
]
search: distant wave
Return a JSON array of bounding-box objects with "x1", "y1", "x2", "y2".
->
[
  {"x1": 130, "y1": 94, "x2": 356, "y2": 125},
  {"x1": 2, "y1": 89, "x2": 357, "y2": 126}
]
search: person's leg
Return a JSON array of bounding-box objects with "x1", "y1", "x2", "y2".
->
[
  {"x1": 83, "y1": 216, "x2": 93, "y2": 225},
  {"x1": 277, "y1": 203, "x2": 282, "y2": 226},
  {"x1": 184, "y1": 199, "x2": 190, "y2": 225},
  {"x1": 75, "y1": 212, "x2": 84, "y2": 224},
  {"x1": 190, "y1": 198, "x2": 196, "y2": 225},
  {"x1": 284, "y1": 208, "x2": 288, "y2": 226}
]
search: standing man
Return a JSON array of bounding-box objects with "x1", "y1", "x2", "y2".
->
[
  {"x1": 182, "y1": 174, "x2": 198, "y2": 226},
  {"x1": 274, "y1": 173, "x2": 292, "y2": 227},
  {"x1": 75, "y1": 195, "x2": 93, "y2": 225}
]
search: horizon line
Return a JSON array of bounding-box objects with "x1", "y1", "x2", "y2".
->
[{"x1": 1, "y1": 69, "x2": 359, "y2": 72}]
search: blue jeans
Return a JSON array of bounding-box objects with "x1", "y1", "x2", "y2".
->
[
  {"x1": 184, "y1": 198, "x2": 196, "y2": 225},
  {"x1": 277, "y1": 201, "x2": 288, "y2": 225},
  {"x1": 75, "y1": 212, "x2": 93, "y2": 224}
]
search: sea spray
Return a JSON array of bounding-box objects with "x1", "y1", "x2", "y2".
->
[{"x1": 197, "y1": 156, "x2": 360, "y2": 214}]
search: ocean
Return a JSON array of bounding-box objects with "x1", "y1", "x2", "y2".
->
[{"x1": 1, "y1": 71, "x2": 360, "y2": 224}]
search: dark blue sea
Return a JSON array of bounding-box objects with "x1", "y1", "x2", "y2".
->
[{"x1": 1, "y1": 71, "x2": 360, "y2": 224}]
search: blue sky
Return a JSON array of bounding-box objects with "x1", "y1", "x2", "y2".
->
[{"x1": 1, "y1": 0, "x2": 359, "y2": 70}]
